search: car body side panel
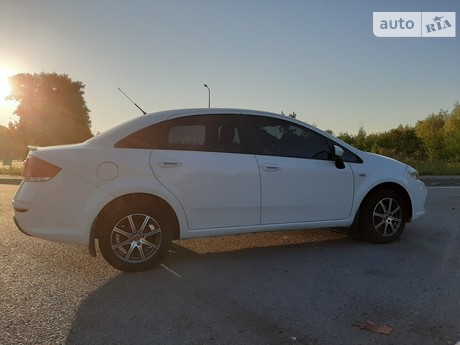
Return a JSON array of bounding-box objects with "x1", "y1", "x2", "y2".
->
[
  {"x1": 13, "y1": 171, "x2": 110, "y2": 245},
  {"x1": 91, "y1": 175, "x2": 189, "y2": 232},
  {"x1": 13, "y1": 147, "x2": 190, "y2": 245},
  {"x1": 149, "y1": 150, "x2": 261, "y2": 230},
  {"x1": 255, "y1": 155, "x2": 355, "y2": 223},
  {"x1": 348, "y1": 152, "x2": 427, "y2": 221}
]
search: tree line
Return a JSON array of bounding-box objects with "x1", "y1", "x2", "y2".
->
[
  {"x1": 0, "y1": 72, "x2": 459, "y2": 164},
  {"x1": 334, "y1": 102, "x2": 460, "y2": 163}
]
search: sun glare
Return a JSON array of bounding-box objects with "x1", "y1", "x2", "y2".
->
[{"x1": 0, "y1": 68, "x2": 14, "y2": 104}]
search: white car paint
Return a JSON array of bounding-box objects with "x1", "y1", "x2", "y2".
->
[
  {"x1": 12, "y1": 108, "x2": 428, "y2": 269},
  {"x1": 150, "y1": 150, "x2": 260, "y2": 229},
  {"x1": 256, "y1": 155, "x2": 354, "y2": 224}
]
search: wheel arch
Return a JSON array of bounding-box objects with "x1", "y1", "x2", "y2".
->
[
  {"x1": 91, "y1": 192, "x2": 180, "y2": 245},
  {"x1": 359, "y1": 182, "x2": 413, "y2": 222}
]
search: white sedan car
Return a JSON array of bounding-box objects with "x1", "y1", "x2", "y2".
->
[{"x1": 13, "y1": 108, "x2": 427, "y2": 272}]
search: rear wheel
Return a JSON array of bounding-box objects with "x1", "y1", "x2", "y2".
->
[
  {"x1": 359, "y1": 189, "x2": 406, "y2": 243},
  {"x1": 98, "y1": 200, "x2": 172, "y2": 272}
]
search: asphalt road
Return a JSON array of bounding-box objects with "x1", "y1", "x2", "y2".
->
[{"x1": 0, "y1": 184, "x2": 459, "y2": 345}]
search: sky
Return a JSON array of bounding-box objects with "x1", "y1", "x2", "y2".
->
[{"x1": 0, "y1": 0, "x2": 459, "y2": 135}]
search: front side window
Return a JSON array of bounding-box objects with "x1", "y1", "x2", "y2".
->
[{"x1": 251, "y1": 117, "x2": 332, "y2": 160}]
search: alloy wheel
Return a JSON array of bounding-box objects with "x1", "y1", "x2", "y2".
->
[
  {"x1": 110, "y1": 213, "x2": 162, "y2": 263},
  {"x1": 372, "y1": 197, "x2": 402, "y2": 237}
]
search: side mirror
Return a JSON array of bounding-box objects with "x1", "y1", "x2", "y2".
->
[{"x1": 333, "y1": 145, "x2": 345, "y2": 169}]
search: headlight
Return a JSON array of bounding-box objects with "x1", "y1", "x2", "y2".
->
[{"x1": 406, "y1": 165, "x2": 419, "y2": 179}]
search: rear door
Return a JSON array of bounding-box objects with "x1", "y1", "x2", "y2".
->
[{"x1": 148, "y1": 114, "x2": 261, "y2": 230}]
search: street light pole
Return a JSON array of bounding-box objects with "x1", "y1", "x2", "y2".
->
[{"x1": 203, "y1": 84, "x2": 210, "y2": 108}]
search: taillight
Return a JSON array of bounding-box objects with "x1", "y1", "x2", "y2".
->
[{"x1": 23, "y1": 156, "x2": 61, "y2": 182}]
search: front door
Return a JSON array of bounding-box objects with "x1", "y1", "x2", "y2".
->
[{"x1": 250, "y1": 116, "x2": 354, "y2": 224}]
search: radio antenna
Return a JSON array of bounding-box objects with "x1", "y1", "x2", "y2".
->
[{"x1": 117, "y1": 88, "x2": 147, "y2": 115}]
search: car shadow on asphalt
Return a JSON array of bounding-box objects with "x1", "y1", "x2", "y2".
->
[
  {"x1": 65, "y1": 229, "x2": 359, "y2": 345},
  {"x1": 63, "y1": 223, "x2": 460, "y2": 345}
]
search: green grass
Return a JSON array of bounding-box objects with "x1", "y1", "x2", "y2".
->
[{"x1": 404, "y1": 160, "x2": 460, "y2": 176}]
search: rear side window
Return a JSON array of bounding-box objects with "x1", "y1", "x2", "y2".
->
[
  {"x1": 115, "y1": 114, "x2": 252, "y2": 154},
  {"x1": 167, "y1": 125, "x2": 206, "y2": 149}
]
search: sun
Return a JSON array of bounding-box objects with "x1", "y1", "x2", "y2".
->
[{"x1": 0, "y1": 68, "x2": 14, "y2": 104}]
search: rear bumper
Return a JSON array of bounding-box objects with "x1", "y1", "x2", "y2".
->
[
  {"x1": 13, "y1": 216, "x2": 31, "y2": 237},
  {"x1": 12, "y1": 173, "x2": 100, "y2": 246}
]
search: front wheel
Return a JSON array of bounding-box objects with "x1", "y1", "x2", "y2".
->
[
  {"x1": 98, "y1": 201, "x2": 172, "y2": 272},
  {"x1": 359, "y1": 190, "x2": 406, "y2": 244}
]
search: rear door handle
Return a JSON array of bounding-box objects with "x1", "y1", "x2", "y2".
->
[
  {"x1": 261, "y1": 164, "x2": 281, "y2": 172},
  {"x1": 158, "y1": 160, "x2": 182, "y2": 168}
]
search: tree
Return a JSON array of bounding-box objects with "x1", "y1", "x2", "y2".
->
[
  {"x1": 337, "y1": 132, "x2": 355, "y2": 146},
  {"x1": 354, "y1": 127, "x2": 368, "y2": 151},
  {"x1": 372, "y1": 125, "x2": 425, "y2": 161},
  {"x1": 7, "y1": 72, "x2": 92, "y2": 153},
  {"x1": 338, "y1": 127, "x2": 368, "y2": 150},
  {"x1": 0, "y1": 125, "x2": 18, "y2": 159},
  {"x1": 415, "y1": 110, "x2": 448, "y2": 160},
  {"x1": 443, "y1": 102, "x2": 460, "y2": 161}
]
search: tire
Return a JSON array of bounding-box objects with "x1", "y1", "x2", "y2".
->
[
  {"x1": 359, "y1": 189, "x2": 406, "y2": 244},
  {"x1": 98, "y1": 199, "x2": 172, "y2": 272}
]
